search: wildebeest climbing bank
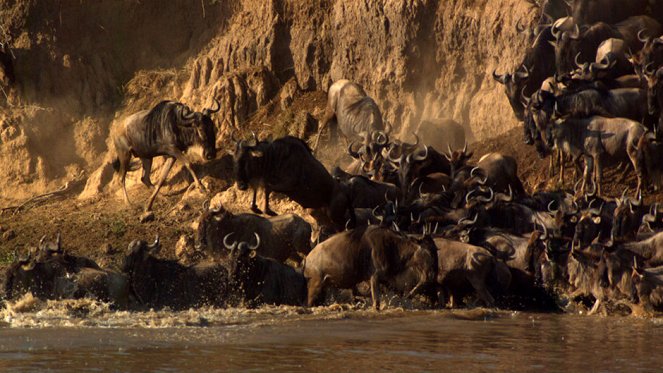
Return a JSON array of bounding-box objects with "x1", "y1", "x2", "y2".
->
[{"x1": 3, "y1": 1, "x2": 663, "y2": 369}]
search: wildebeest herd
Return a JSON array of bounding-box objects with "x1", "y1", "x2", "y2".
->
[{"x1": 5, "y1": 0, "x2": 663, "y2": 316}]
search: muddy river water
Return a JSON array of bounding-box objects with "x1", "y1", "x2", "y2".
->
[{"x1": 0, "y1": 301, "x2": 662, "y2": 372}]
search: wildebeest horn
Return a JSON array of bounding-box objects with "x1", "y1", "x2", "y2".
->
[
  {"x1": 620, "y1": 187, "x2": 629, "y2": 201},
  {"x1": 202, "y1": 199, "x2": 210, "y2": 211},
  {"x1": 412, "y1": 146, "x2": 428, "y2": 161},
  {"x1": 516, "y1": 19, "x2": 526, "y2": 33},
  {"x1": 251, "y1": 131, "x2": 258, "y2": 144},
  {"x1": 538, "y1": 219, "x2": 549, "y2": 240},
  {"x1": 574, "y1": 52, "x2": 583, "y2": 69},
  {"x1": 372, "y1": 206, "x2": 381, "y2": 218},
  {"x1": 180, "y1": 106, "x2": 196, "y2": 122},
  {"x1": 462, "y1": 141, "x2": 468, "y2": 154},
  {"x1": 493, "y1": 70, "x2": 508, "y2": 84},
  {"x1": 249, "y1": 233, "x2": 260, "y2": 250},
  {"x1": 152, "y1": 235, "x2": 160, "y2": 248},
  {"x1": 447, "y1": 143, "x2": 454, "y2": 158},
  {"x1": 56, "y1": 232, "x2": 61, "y2": 252},
  {"x1": 551, "y1": 22, "x2": 561, "y2": 41},
  {"x1": 631, "y1": 188, "x2": 643, "y2": 208},
  {"x1": 638, "y1": 29, "x2": 650, "y2": 43},
  {"x1": 410, "y1": 212, "x2": 422, "y2": 224},
  {"x1": 465, "y1": 189, "x2": 476, "y2": 204},
  {"x1": 515, "y1": 65, "x2": 529, "y2": 80},
  {"x1": 521, "y1": 87, "x2": 531, "y2": 106},
  {"x1": 387, "y1": 147, "x2": 402, "y2": 163},
  {"x1": 204, "y1": 98, "x2": 221, "y2": 114},
  {"x1": 477, "y1": 187, "x2": 494, "y2": 203},
  {"x1": 410, "y1": 133, "x2": 420, "y2": 148},
  {"x1": 347, "y1": 141, "x2": 361, "y2": 159},
  {"x1": 499, "y1": 185, "x2": 513, "y2": 202},
  {"x1": 644, "y1": 62, "x2": 656, "y2": 76},
  {"x1": 459, "y1": 214, "x2": 478, "y2": 227},
  {"x1": 548, "y1": 200, "x2": 559, "y2": 213},
  {"x1": 39, "y1": 235, "x2": 47, "y2": 247},
  {"x1": 345, "y1": 219, "x2": 352, "y2": 231},
  {"x1": 223, "y1": 233, "x2": 237, "y2": 250},
  {"x1": 568, "y1": 24, "x2": 580, "y2": 40},
  {"x1": 376, "y1": 131, "x2": 388, "y2": 145}
]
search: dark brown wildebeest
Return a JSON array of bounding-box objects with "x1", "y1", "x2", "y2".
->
[
  {"x1": 121, "y1": 236, "x2": 228, "y2": 310},
  {"x1": 194, "y1": 202, "x2": 311, "y2": 262},
  {"x1": 632, "y1": 259, "x2": 663, "y2": 311},
  {"x1": 223, "y1": 233, "x2": 307, "y2": 307},
  {"x1": 303, "y1": 225, "x2": 438, "y2": 310},
  {"x1": 3, "y1": 236, "x2": 129, "y2": 307},
  {"x1": 434, "y1": 238, "x2": 505, "y2": 307},
  {"x1": 111, "y1": 99, "x2": 220, "y2": 219},
  {"x1": 313, "y1": 79, "x2": 384, "y2": 150},
  {"x1": 571, "y1": 0, "x2": 648, "y2": 26},
  {"x1": 566, "y1": 246, "x2": 609, "y2": 314},
  {"x1": 474, "y1": 153, "x2": 526, "y2": 196},
  {"x1": 619, "y1": 231, "x2": 663, "y2": 266},
  {"x1": 611, "y1": 189, "x2": 647, "y2": 243},
  {"x1": 232, "y1": 135, "x2": 354, "y2": 230}
]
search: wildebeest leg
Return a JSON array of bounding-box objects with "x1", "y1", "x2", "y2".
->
[
  {"x1": 582, "y1": 156, "x2": 593, "y2": 195},
  {"x1": 548, "y1": 151, "x2": 555, "y2": 178},
  {"x1": 595, "y1": 157, "x2": 603, "y2": 196},
  {"x1": 250, "y1": 188, "x2": 263, "y2": 214},
  {"x1": 140, "y1": 158, "x2": 154, "y2": 188},
  {"x1": 558, "y1": 151, "x2": 565, "y2": 185},
  {"x1": 172, "y1": 152, "x2": 207, "y2": 193},
  {"x1": 312, "y1": 113, "x2": 335, "y2": 152},
  {"x1": 145, "y1": 157, "x2": 175, "y2": 212},
  {"x1": 469, "y1": 275, "x2": 494, "y2": 307},
  {"x1": 263, "y1": 187, "x2": 277, "y2": 216},
  {"x1": 306, "y1": 274, "x2": 324, "y2": 307},
  {"x1": 117, "y1": 151, "x2": 132, "y2": 205},
  {"x1": 370, "y1": 274, "x2": 381, "y2": 311},
  {"x1": 588, "y1": 297, "x2": 602, "y2": 315}
]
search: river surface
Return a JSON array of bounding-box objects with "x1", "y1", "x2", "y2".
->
[{"x1": 0, "y1": 299, "x2": 662, "y2": 372}]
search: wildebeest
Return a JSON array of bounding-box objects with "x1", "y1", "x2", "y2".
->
[
  {"x1": 303, "y1": 225, "x2": 438, "y2": 310},
  {"x1": 570, "y1": 0, "x2": 648, "y2": 26},
  {"x1": 494, "y1": 25, "x2": 556, "y2": 123},
  {"x1": 194, "y1": 202, "x2": 312, "y2": 262},
  {"x1": 415, "y1": 118, "x2": 466, "y2": 153},
  {"x1": 553, "y1": 22, "x2": 622, "y2": 76},
  {"x1": 314, "y1": 79, "x2": 384, "y2": 150},
  {"x1": 121, "y1": 237, "x2": 228, "y2": 310},
  {"x1": 224, "y1": 233, "x2": 307, "y2": 307},
  {"x1": 473, "y1": 153, "x2": 526, "y2": 196},
  {"x1": 632, "y1": 260, "x2": 663, "y2": 310},
  {"x1": 547, "y1": 116, "x2": 647, "y2": 195},
  {"x1": 434, "y1": 237, "x2": 505, "y2": 307},
  {"x1": 3, "y1": 236, "x2": 129, "y2": 307},
  {"x1": 111, "y1": 99, "x2": 220, "y2": 217},
  {"x1": 232, "y1": 135, "x2": 354, "y2": 230}
]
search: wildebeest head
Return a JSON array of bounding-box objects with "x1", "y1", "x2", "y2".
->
[
  {"x1": 573, "y1": 201, "x2": 604, "y2": 250},
  {"x1": 398, "y1": 145, "x2": 432, "y2": 196},
  {"x1": 611, "y1": 189, "x2": 643, "y2": 242},
  {"x1": 493, "y1": 65, "x2": 530, "y2": 121},
  {"x1": 185, "y1": 99, "x2": 220, "y2": 160},
  {"x1": 121, "y1": 236, "x2": 160, "y2": 274},
  {"x1": 643, "y1": 65, "x2": 663, "y2": 116},
  {"x1": 231, "y1": 133, "x2": 263, "y2": 191},
  {"x1": 194, "y1": 201, "x2": 229, "y2": 253},
  {"x1": 223, "y1": 232, "x2": 261, "y2": 286}
]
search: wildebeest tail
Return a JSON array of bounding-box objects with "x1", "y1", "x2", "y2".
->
[{"x1": 111, "y1": 156, "x2": 141, "y2": 173}]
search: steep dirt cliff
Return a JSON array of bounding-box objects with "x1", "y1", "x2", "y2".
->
[{"x1": 0, "y1": 0, "x2": 536, "y2": 202}]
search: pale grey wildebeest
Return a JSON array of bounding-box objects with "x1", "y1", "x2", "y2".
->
[
  {"x1": 313, "y1": 79, "x2": 385, "y2": 151},
  {"x1": 111, "y1": 99, "x2": 220, "y2": 219}
]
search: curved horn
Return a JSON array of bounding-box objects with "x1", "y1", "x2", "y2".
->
[
  {"x1": 515, "y1": 64, "x2": 530, "y2": 80},
  {"x1": 568, "y1": 24, "x2": 580, "y2": 40},
  {"x1": 575, "y1": 52, "x2": 583, "y2": 69},
  {"x1": 56, "y1": 232, "x2": 62, "y2": 252},
  {"x1": 205, "y1": 98, "x2": 221, "y2": 114},
  {"x1": 645, "y1": 62, "x2": 656, "y2": 76},
  {"x1": 521, "y1": 87, "x2": 531, "y2": 106},
  {"x1": 465, "y1": 189, "x2": 476, "y2": 204},
  {"x1": 38, "y1": 235, "x2": 47, "y2": 247},
  {"x1": 376, "y1": 131, "x2": 388, "y2": 145},
  {"x1": 180, "y1": 106, "x2": 196, "y2": 122},
  {"x1": 410, "y1": 133, "x2": 420, "y2": 148},
  {"x1": 462, "y1": 141, "x2": 468, "y2": 154},
  {"x1": 223, "y1": 233, "x2": 237, "y2": 250},
  {"x1": 638, "y1": 29, "x2": 650, "y2": 43},
  {"x1": 153, "y1": 235, "x2": 160, "y2": 247},
  {"x1": 540, "y1": 220, "x2": 549, "y2": 240},
  {"x1": 477, "y1": 187, "x2": 494, "y2": 203},
  {"x1": 249, "y1": 233, "x2": 260, "y2": 250},
  {"x1": 202, "y1": 199, "x2": 211, "y2": 211},
  {"x1": 621, "y1": 187, "x2": 629, "y2": 201},
  {"x1": 548, "y1": 200, "x2": 559, "y2": 213},
  {"x1": 551, "y1": 22, "x2": 561, "y2": 41},
  {"x1": 347, "y1": 141, "x2": 361, "y2": 159},
  {"x1": 493, "y1": 70, "x2": 508, "y2": 84},
  {"x1": 412, "y1": 146, "x2": 429, "y2": 161}
]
